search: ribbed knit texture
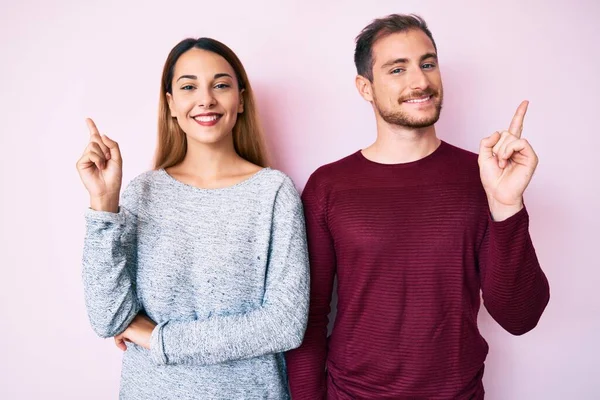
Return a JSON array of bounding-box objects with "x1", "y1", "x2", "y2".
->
[{"x1": 285, "y1": 141, "x2": 549, "y2": 400}]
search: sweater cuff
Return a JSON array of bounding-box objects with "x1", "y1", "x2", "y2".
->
[
  {"x1": 488, "y1": 206, "x2": 529, "y2": 235},
  {"x1": 150, "y1": 321, "x2": 169, "y2": 365},
  {"x1": 84, "y1": 207, "x2": 125, "y2": 224}
]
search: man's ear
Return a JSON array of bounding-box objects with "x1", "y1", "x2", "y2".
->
[{"x1": 355, "y1": 75, "x2": 374, "y2": 102}]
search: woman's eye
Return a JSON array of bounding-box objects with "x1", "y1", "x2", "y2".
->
[
  {"x1": 181, "y1": 85, "x2": 195, "y2": 90},
  {"x1": 214, "y1": 83, "x2": 230, "y2": 89},
  {"x1": 391, "y1": 68, "x2": 404, "y2": 74},
  {"x1": 422, "y1": 63, "x2": 436, "y2": 69}
]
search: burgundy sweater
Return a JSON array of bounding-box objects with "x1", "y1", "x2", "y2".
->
[{"x1": 285, "y1": 141, "x2": 550, "y2": 400}]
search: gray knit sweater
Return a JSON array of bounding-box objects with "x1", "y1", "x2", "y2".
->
[{"x1": 82, "y1": 168, "x2": 310, "y2": 399}]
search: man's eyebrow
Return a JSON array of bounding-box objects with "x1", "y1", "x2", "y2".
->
[{"x1": 381, "y1": 53, "x2": 438, "y2": 68}]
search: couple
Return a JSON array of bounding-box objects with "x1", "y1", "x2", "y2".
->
[{"x1": 77, "y1": 14, "x2": 550, "y2": 400}]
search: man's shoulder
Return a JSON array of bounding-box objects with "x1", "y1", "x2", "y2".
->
[
  {"x1": 308, "y1": 151, "x2": 362, "y2": 184},
  {"x1": 442, "y1": 141, "x2": 478, "y2": 161},
  {"x1": 439, "y1": 141, "x2": 481, "y2": 172}
]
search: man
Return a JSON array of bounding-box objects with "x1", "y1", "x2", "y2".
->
[{"x1": 285, "y1": 14, "x2": 550, "y2": 399}]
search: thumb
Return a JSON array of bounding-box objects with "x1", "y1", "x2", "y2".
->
[
  {"x1": 479, "y1": 131, "x2": 501, "y2": 161},
  {"x1": 101, "y1": 134, "x2": 122, "y2": 163}
]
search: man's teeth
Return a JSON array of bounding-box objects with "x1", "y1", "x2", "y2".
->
[
  {"x1": 405, "y1": 97, "x2": 431, "y2": 103},
  {"x1": 194, "y1": 115, "x2": 219, "y2": 122}
]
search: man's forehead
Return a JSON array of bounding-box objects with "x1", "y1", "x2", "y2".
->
[{"x1": 372, "y1": 30, "x2": 436, "y2": 63}]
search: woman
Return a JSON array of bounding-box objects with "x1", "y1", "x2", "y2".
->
[{"x1": 76, "y1": 38, "x2": 309, "y2": 399}]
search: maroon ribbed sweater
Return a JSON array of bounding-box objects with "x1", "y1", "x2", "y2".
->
[{"x1": 285, "y1": 141, "x2": 550, "y2": 400}]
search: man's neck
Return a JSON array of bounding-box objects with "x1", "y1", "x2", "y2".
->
[{"x1": 361, "y1": 122, "x2": 441, "y2": 164}]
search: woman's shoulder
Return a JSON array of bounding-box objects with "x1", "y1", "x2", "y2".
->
[
  {"x1": 119, "y1": 169, "x2": 166, "y2": 206},
  {"x1": 253, "y1": 169, "x2": 304, "y2": 213},
  {"x1": 255, "y1": 168, "x2": 298, "y2": 192},
  {"x1": 124, "y1": 169, "x2": 162, "y2": 191}
]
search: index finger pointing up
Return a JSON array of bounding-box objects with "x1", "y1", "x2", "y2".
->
[
  {"x1": 508, "y1": 100, "x2": 529, "y2": 138},
  {"x1": 85, "y1": 117, "x2": 111, "y2": 159},
  {"x1": 86, "y1": 118, "x2": 101, "y2": 139}
]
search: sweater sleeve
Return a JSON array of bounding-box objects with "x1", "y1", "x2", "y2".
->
[
  {"x1": 285, "y1": 172, "x2": 336, "y2": 400},
  {"x1": 478, "y1": 206, "x2": 550, "y2": 335},
  {"x1": 81, "y1": 180, "x2": 141, "y2": 338},
  {"x1": 149, "y1": 177, "x2": 310, "y2": 366}
]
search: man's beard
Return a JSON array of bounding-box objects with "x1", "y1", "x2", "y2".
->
[{"x1": 375, "y1": 89, "x2": 443, "y2": 129}]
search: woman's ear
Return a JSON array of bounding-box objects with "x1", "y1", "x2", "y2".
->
[
  {"x1": 166, "y1": 93, "x2": 176, "y2": 118},
  {"x1": 238, "y1": 89, "x2": 245, "y2": 114}
]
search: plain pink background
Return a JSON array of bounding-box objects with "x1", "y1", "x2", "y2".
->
[{"x1": 1, "y1": 0, "x2": 598, "y2": 398}]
